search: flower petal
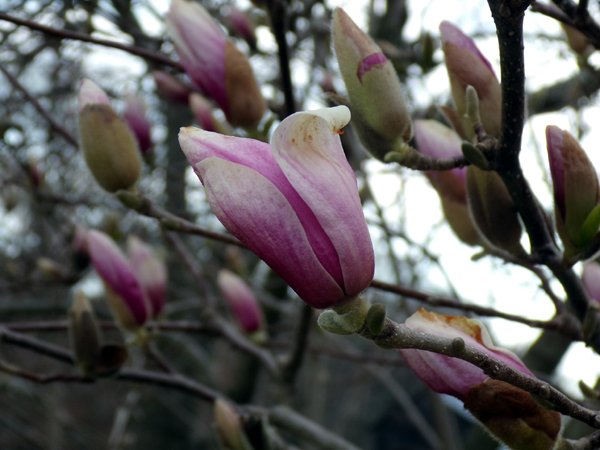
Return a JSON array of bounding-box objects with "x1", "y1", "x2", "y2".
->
[
  {"x1": 180, "y1": 127, "x2": 344, "y2": 288},
  {"x1": 400, "y1": 309, "x2": 533, "y2": 400},
  {"x1": 197, "y1": 157, "x2": 344, "y2": 308},
  {"x1": 166, "y1": 0, "x2": 228, "y2": 110},
  {"x1": 87, "y1": 230, "x2": 149, "y2": 325},
  {"x1": 271, "y1": 106, "x2": 374, "y2": 296}
]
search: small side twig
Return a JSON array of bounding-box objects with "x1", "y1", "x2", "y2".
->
[
  {"x1": 0, "y1": 12, "x2": 182, "y2": 69},
  {"x1": 0, "y1": 65, "x2": 78, "y2": 147},
  {"x1": 280, "y1": 304, "x2": 313, "y2": 384}
]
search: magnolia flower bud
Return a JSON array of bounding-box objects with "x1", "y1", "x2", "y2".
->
[
  {"x1": 332, "y1": 8, "x2": 412, "y2": 161},
  {"x1": 78, "y1": 79, "x2": 141, "y2": 192},
  {"x1": 152, "y1": 71, "x2": 192, "y2": 104},
  {"x1": 413, "y1": 120, "x2": 481, "y2": 246},
  {"x1": 213, "y1": 399, "x2": 253, "y2": 450},
  {"x1": 189, "y1": 93, "x2": 219, "y2": 132},
  {"x1": 217, "y1": 270, "x2": 264, "y2": 335},
  {"x1": 546, "y1": 125, "x2": 600, "y2": 257},
  {"x1": 69, "y1": 291, "x2": 102, "y2": 374},
  {"x1": 126, "y1": 236, "x2": 167, "y2": 318},
  {"x1": 225, "y1": 7, "x2": 256, "y2": 50},
  {"x1": 123, "y1": 93, "x2": 153, "y2": 155},
  {"x1": 179, "y1": 106, "x2": 374, "y2": 308},
  {"x1": 465, "y1": 380, "x2": 561, "y2": 450},
  {"x1": 400, "y1": 309, "x2": 560, "y2": 449},
  {"x1": 86, "y1": 230, "x2": 150, "y2": 329},
  {"x1": 440, "y1": 21, "x2": 502, "y2": 137},
  {"x1": 166, "y1": 0, "x2": 266, "y2": 128},
  {"x1": 467, "y1": 167, "x2": 523, "y2": 254}
]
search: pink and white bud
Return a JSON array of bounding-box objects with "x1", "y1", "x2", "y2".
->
[
  {"x1": 179, "y1": 106, "x2": 374, "y2": 309},
  {"x1": 217, "y1": 270, "x2": 263, "y2": 334},
  {"x1": 126, "y1": 236, "x2": 167, "y2": 318},
  {"x1": 166, "y1": 0, "x2": 266, "y2": 128},
  {"x1": 440, "y1": 21, "x2": 502, "y2": 137},
  {"x1": 225, "y1": 7, "x2": 256, "y2": 49},
  {"x1": 546, "y1": 125, "x2": 600, "y2": 256},
  {"x1": 413, "y1": 120, "x2": 481, "y2": 246},
  {"x1": 86, "y1": 230, "x2": 150, "y2": 328},
  {"x1": 152, "y1": 71, "x2": 192, "y2": 104},
  {"x1": 332, "y1": 8, "x2": 412, "y2": 161},
  {"x1": 78, "y1": 79, "x2": 110, "y2": 110},
  {"x1": 399, "y1": 308, "x2": 533, "y2": 401},
  {"x1": 77, "y1": 80, "x2": 141, "y2": 192},
  {"x1": 123, "y1": 93, "x2": 153, "y2": 155},
  {"x1": 189, "y1": 93, "x2": 219, "y2": 132}
]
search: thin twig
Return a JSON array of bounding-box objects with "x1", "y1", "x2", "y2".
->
[
  {"x1": 369, "y1": 279, "x2": 581, "y2": 338},
  {"x1": 0, "y1": 12, "x2": 182, "y2": 69},
  {"x1": 280, "y1": 304, "x2": 313, "y2": 384},
  {"x1": 0, "y1": 65, "x2": 78, "y2": 147},
  {"x1": 265, "y1": 0, "x2": 296, "y2": 116},
  {"x1": 366, "y1": 317, "x2": 600, "y2": 429}
]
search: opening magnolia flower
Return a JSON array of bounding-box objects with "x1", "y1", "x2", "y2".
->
[{"x1": 178, "y1": 106, "x2": 374, "y2": 308}]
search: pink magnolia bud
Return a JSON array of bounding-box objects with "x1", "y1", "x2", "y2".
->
[
  {"x1": 440, "y1": 21, "x2": 502, "y2": 137},
  {"x1": 332, "y1": 8, "x2": 412, "y2": 161},
  {"x1": 467, "y1": 167, "x2": 523, "y2": 254},
  {"x1": 189, "y1": 93, "x2": 219, "y2": 132},
  {"x1": 213, "y1": 399, "x2": 253, "y2": 450},
  {"x1": 78, "y1": 79, "x2": 141, "y2": 192},
  {"x1": 126, "y1": 236, "x2": 167, "y2": 318},
  {"x1": 399, "y1": 308, "x2": 533, "y2": 400},
  {"x1": 166, "y1": 0, "x2": 266, "y2": 128},
  {"x1": 123, "y1": 93, "x2": 153, "y2": 155},
  {"x1": 225, "y1": 7, "x2": 256, "y2": 50},
  {"x1": 152, "y1": 71, "x2": 192, "y2": 104},
  {"x1": 547, "y1": 125, "x2": 600, "y2": 256},
  {"x1": 87, "y1": 230, "x2": 150, "y2": 328},
  {"x1": 78, "y1": 79, "x2": 110, "y2": 108},
  {"x1": 583, "y1": 261, "x2": 600, "y2": 303},
  {"x1": 217, "y1": 270, "x2": 263, "y2": 334},
  {"x1": 413, "y1": 120, "x2": 481, "y2": 246},
  {"x1": 179, "y1": 106, "x2": 374, "y2": 309},
  {"x1": 401, "y1": 311, "x2": 563, "y2": 449}
]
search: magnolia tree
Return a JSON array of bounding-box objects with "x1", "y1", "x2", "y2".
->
[{"x1": 3, "y1": 0, "x2": 600, "y2": 449}]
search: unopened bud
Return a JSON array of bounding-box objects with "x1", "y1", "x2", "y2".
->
[
  {"x1": 467, "y1": 167, "x2": 523, "y2": 254},
  {"x1": 465, "y1": 379, "x2": 561, "y2": 450},
  {"x1": 78, "y1": 80, "x2": 141, "y2": 192},
  {"x1": 332, "y1": 8, "x2": 412, "y2": 161},
  {"x1": 440, "y1": 21, "x2": 502, "y2": 137},
  {"x1": 69, "y1": 291, "x2": 102, "y2": 374},
  {"x1": 214, "y1": 399, "x2": 254, "y2": 450}
]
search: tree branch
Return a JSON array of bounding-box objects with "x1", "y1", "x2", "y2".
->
[{"x1": 0, "y1": 12, "x2": 182, "y2": 69}]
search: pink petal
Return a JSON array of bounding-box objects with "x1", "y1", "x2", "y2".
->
[
  {"x1": 399, "y1": 309, "x2": 533, "y2": 400},
  {"x1": 87, "y1": 230, "x2": 149, "y2": 325},
  {"x1": 217, "y1": 269, "x2": 262, "y2": 333},
  {"x1": 356, "y1": 53, "x2": 388, "y2": 83},
  {"x1": 197, "y1": 157, "x2": 344, "y2": 308},
  {"x1": 78, "y1": 79, "x2": 110, "y2": 110},
  {"x1": 127, "y1": 236, "x2": 167, "y2": 317},
  {"x1": 439, "y1": 21, "x2": 495, "y2": 74},
  {"x1": 180, "y1": 127, "x2": 344, "y2": 289},
  {"x1": 271, "y1": 107, "x2": 374, "y2": 297},
  {"x1": 166, "y1": 0, "x2": 228, "y2": 111}
]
